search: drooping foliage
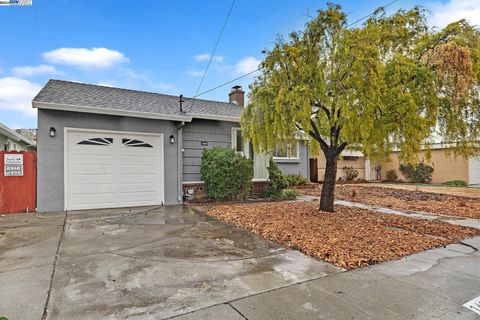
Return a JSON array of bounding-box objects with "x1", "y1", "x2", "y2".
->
[{"x1": 241, "y1": 3, "x2": 480, "y2": 211}]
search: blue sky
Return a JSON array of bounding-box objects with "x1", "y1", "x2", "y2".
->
[{"x1": 0, "y1": 0, "x2": 478, "y2": 129}]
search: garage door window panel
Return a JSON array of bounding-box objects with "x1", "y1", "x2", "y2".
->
[
  {"x1": 78, "y1": 137, "x2": 113, "y2": 146},
  {"x1": 122, "y1": 138, "x2": 153, "y2": 148}
]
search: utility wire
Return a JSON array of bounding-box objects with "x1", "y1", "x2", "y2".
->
[
  {"x1": 346, "y1": 0, "x2": 399, "y2": 27},
  {"x1": 184, "y1": 67, "x2": 261, "y2": 103},
  {"x1": 187, "y1": 0, "x2": 236, "y2": 113},
  {"x1": 178, "y1": 0, "x2": 399, "y2": 109}
]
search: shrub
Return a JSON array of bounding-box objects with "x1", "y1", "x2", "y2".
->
[
  {"x1": 282, "y1": 188, "x2": 298, "y2": 200},
  {"x1": 200, "y1": 147, "x2": 253, "y2": 201},
  {"x1": 343, "y1": 166, "x2": 359, "y2": 181},
  {"x1": 385, "y1": 169, "x2": 398, "y2": 182},
  {"x1": 284, "y1": 173, "x2": 308, "y2": 187},
  {"x1": 263, "y1": 160, "x2": 288, "y2": 199},
  {"x1": 399, "y1": 162, "x2": 433, "y2": 183},
  {"x1": 444, "y1": 180, "x2": 468, "y2": 187}
]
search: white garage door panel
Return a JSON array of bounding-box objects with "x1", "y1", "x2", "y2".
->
[
  {"x1": 469, "y1": 158, "x2": 480, "y2": 185},
  {"x1": 66, "y1": 129, "x2": 164, "y2": 210}
]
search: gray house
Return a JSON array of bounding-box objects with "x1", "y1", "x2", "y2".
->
[{"x1": 33, "y1": 80, "x2": 309, "y2": 212}]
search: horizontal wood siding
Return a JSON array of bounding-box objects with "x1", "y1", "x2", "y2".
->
[{"x1": 182, "y1": 119, "x2": 239, "y2": 182}]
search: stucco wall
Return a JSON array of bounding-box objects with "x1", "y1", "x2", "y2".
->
[
  {"x1": 274, "y1": 142, "x2": 309, "y2": 178},
  {"x1": 37, "y1": 109, "x2": 181, "y2": 212},
  {"x1": 182, "y1": 119, "x2": 239, "y2": 182},
  {"x1": 377, "y1": 150, "x2": 469, "y2": 184},
  {"x1": 315, "y1": 153, "x2": 366, "y2": 181}
]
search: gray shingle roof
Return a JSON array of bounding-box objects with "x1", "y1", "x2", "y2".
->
[{"x1": 33, "y1": 80, "x2": 242, "y2": 121}]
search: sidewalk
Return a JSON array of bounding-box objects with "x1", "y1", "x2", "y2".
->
[{"x1": 172, "y1": 237, "x2": 480, "y2": 319}]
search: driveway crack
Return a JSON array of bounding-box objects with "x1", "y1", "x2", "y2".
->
[
  {"x1": 41, "y1": 211, "x2": 67, "y2": 320},
  {"x1": 227, "y1": 302, "x2": 249, "y2": 319}
]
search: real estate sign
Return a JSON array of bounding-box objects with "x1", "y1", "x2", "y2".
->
[{"x1": 4, "y1": 154, "x2": 24, "y2": 176}]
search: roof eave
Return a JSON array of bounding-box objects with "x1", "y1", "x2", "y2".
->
[
  {"x1": 188, "y1": 113, "x2": 240, "y2": 123},
  {"x1": 33, "y1": 101, "x2": 193, "y2": 122},
  {"x1": 0, "y1": 123, "x2": 36, "y2": 146}
]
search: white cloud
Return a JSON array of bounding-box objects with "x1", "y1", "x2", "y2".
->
[
  {"x1": 0, "y1": 77, "x2": 41, "y2": 116},
  {"x1": 43, "y1": 47, "x2": 129, "y2": 69},
  {"x1": 194, "y1": 53, "x2": 224, "y2": 63},
  {"x1": 427, "y1": 0, "x2": 480, "y2": 28},
  {"x1": 187, "y1": 69, "x2": 205, "y2": 77},
  {"x1": 234, "y1": 57, "x2": 261, "y2": 75},
  {"x1": 12, "y1": 64, "x2": 62, "y2": 78}
]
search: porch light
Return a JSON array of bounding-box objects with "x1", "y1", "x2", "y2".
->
[
  {"x1": 169, "y1": 135, "x2": 175, "y2": 144},
  {"x1": 49, "y1": 127, "x2": 56, "y2": 138}
]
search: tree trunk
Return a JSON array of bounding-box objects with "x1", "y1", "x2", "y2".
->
[{"x1": 320, "y1": 150, "x2": 338, "y2": 212}]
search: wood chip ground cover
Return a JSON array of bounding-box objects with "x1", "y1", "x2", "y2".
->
[
  {"x1": 298, "y1": 185, "x2": 480, "y2": 219},
  {"x1": 203, "y1": 201, "x2": 480, "y2": 269}
]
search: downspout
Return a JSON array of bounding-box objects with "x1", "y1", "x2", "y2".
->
[{"x1": 177, "y1": 121, "x2": 185, "y2": 203}]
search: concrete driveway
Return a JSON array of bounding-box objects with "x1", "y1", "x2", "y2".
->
[
  {"x1": 1, "y1": 205, "x2": 480, "y2": 319},
  {"x1": 0, "y1": 205, "x2": 342, "y2": 320}
]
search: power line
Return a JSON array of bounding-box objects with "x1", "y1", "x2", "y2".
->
[
  {"x1": 346, "y1": 0, "x2": 399, "y2": 27},
  {"x1": 187, "y1": 0, "x2": 236, "y2": 113},
  {"x1": 184, "y1": 67, "x2": 261, "y2": 102},
  {"x1": 178, "y1": 0, "x2": 400, "y2": 109}
]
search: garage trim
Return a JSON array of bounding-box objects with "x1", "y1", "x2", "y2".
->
[{"x1": 64, "y1": 127, "x2": 165, "y2": 211}]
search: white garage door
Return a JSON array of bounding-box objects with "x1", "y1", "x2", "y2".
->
[
  {"x1": 65, "y1": 129, "x2": 164, "y2": 210},
  {"x1": 469, "y1": 157, "x2": 480, "y2": 185}
]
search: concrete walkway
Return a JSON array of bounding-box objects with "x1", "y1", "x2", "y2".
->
[
  {"x1": 1, "y1": 205, "x2": 480, "y2": 319},
  {"x1": 210, "y1": 237, "x2": 480, "y2": 320},
  {"x1": 299, "y1": 194, "x2": 480, "y2": 229}
]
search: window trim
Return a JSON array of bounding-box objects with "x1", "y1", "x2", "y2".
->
[{"x1": 272, "y1": 141, "x2": 300, "y2": 161}]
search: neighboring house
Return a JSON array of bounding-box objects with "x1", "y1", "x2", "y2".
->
[
  {"x1": 33, "y1": 80, "x2": 309, "y2": 212},
  {"x1": 310, "y1": 144, "x2": 480, "y2": 185},
  {"x1": 15, "y1": 128, "x2": 37, "y2": 144},
  {"x1": 0, "y1": 122, "x2": 36, "y2": 151}
]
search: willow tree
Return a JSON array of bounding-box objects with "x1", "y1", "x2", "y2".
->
[{"x1": 241, "y1": 4, "x2": 480, "y2": 212}]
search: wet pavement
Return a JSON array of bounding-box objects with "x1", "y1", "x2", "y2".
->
[
  {"x1": 1, "y1": 205, "x2": 480, "y2": 319},
  {"x1": 0, "y1": 206, "x2": 342, "y2": 320}
]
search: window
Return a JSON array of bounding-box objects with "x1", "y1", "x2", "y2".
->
[
  {"x1": 232, "y1": 128, "x2": 249, "y2": 157},
  {"x1": 122, "y1": 139, "x2": 153, "y2": 148},
  {"x1": 273, "y1": 142, "x2": 299, "y2": 159},
  {"x1": 343, "y1": 156, "x2": 359, "y2": 161},
  {"x1": 78, "y1": 137, "x2": 113, "y2": 146}
]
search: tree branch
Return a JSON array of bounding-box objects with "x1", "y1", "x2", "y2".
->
[
  {"x1": 335, "y1": 141, "x2": 348, "y2": 156},
  {"x1": 309, "y1": 119, "x2": 329, "y2": 152}
]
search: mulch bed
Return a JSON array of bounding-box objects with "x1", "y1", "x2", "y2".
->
[
  {"x1": 201, "y1": 201, "x2": 480, "y2": 269},
  {"x1": 331, "y1": 185, "x2": 480, "y2": 219}
]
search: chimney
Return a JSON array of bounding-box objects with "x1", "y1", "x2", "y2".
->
[{"x1": 228, "y1": 85, "x2": 245, "y2": 107}]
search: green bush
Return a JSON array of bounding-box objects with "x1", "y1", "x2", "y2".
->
[
  {"x1": 282, "y1": 188, "x2": 298, "y2": 200},
  {"x1": 263, "y1": 160, "x2": 288, "y2": 199},
  {"x1": 399, "y1": 162, "x2": 434, "y2": 183},
  {"x1": 284, "y1": 174, "x2": 308, "y2": 187},
  {"x1": 444, "y1": 180, "x2": 468, "y2": 187},
  {"x1": 200, "y1": 147, "x2": 253, "y2": 201},
  {"x1": 385, "y1": 169, "x2": 398, "y2": 182},
  {"x1": 343, "y1": 166, "x2": 359, "y2": 181}
]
